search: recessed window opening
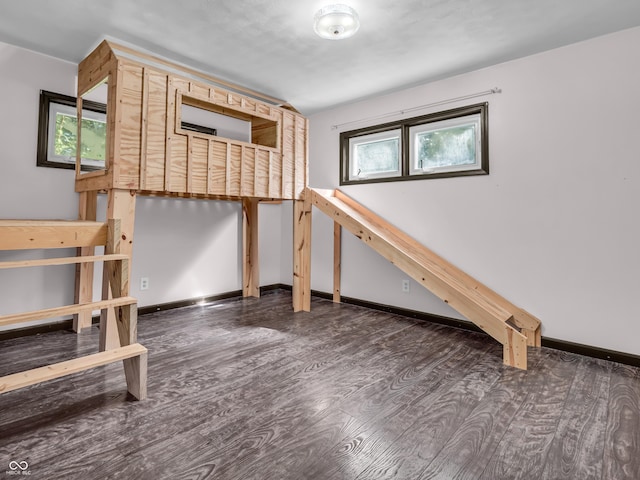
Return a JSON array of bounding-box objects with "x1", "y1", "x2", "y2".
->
[
  {"x1": 180, "y1": 96, "x2": 278, "y2": 149},
  {"x1": 181, "y1": 104, "x2": 244, "y2": 140},
  {"x1": 340, "y1": 103, "x2": 488, "y2": 185}
]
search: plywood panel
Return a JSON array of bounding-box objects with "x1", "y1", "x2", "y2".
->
[
  {"x1": 144, "y1": 71, "x2": 168, "y2": 191},
  {"x1": 255, "y1": 149, "x2": 270, "y2": 198},
  {"x1": 172, "y1": 77, "x2": 190, "y2": 92},
  {"x1": 282, "y1": 112, "x2": 295, "y2": 199},
  {"x1": 170, "y1": 134, "x2": 188, "y2": 193},
  {"x1": 227, "y1": 93, "x2": 242, "y2": 108},
  {"x1": 116, "y1": 64, "x2": 144, "y2": 189},
  {"x1": 228, "y1": 144, "x2": 242, "y2": 197},
  {"x1": 191, "y1": 136, "x2": 209, "y2": 194},
  {"x1": 294, "y1": 115, "x2": 308, "y2": 199},
  {"x1": 257, "y1": 104, "x2": 271, "y2": 117},
  {"x1": 209, "y1": 140, "x2": 228, "y2": 195},
  {"x1": 242, "y1": 97, "x2": 257, "y2": 114},
  {"x1": 0, "y1": 220, "x2": 107, "y2": 250},
  {"x1": 269, "y1": 152, "x2": 282, "y2": 199},
  {"x1": 189, "y1": 82, "x2": 209, "y2": 98},
  {"x1": 213, "y1": 90, "x2": 228, "y2": 105},
  {"x1": 241, "y1": 146, "x2": 255, "y2": 196}
]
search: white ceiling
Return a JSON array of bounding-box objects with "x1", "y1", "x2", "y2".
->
[{"x1": 1, "y1": 0, "x2": 639, "y2": 115}]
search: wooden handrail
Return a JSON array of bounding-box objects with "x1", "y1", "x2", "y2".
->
[
  {"x1": 0, "y1": 344, "x2": 147, "y2": 394},
  {"x1": 0, "y1": 297, "x2": 137, "y2": 327}
]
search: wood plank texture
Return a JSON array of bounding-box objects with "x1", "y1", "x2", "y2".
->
[
  {"x1": 0, "y1": 290, "x2": 638, "y2": 479},
  {"x1": 0, "y1": 343, "x2": 147, "y2": 394},
  {"x1": 0, "y1": 296, "x2": 137, "y2": 327},
  {"x1": 74, "y1": 190, "x2": 99, "y2": 332},
  {"x1": 0, "y1": 254, "x2": 128, "y2": 270},
  {"x1": 77, "y1": 42, "x2": 308, "y2": 201},
  {"x1": 0, "y1": 220, "x2": 108, "y2": 250},
  {"x1": 292, "y1": 198, "x2": 311, "y2": 312}
]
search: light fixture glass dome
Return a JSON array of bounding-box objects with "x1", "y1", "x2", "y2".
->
[{"x1": 314, "y1": 4, "x2": 360, "y2": 40}]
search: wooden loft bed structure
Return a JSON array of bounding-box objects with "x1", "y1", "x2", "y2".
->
[
  {"x1": 0, "y1": 38, "x2": 540, "y2": 403},
  {"x1": 72, "y1": 39, "x2": 313, "y2": 336},
  {"x1": 0, "y1": 40, "x2": 310, "y2": 398}
]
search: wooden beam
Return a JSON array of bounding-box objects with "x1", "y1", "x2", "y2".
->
[
  {"x1": 333, "y1": 222, "x2": 341, "y2": 303},
  {"x1": 0, "y1": 220, "x2": 107, "y2": 250},
  {"x1": 292, "y1": 196, "x2": 311, "y2": 312},
  {"x1": 74, "y1": 191, "x2": 97, "y2": 332},
  {"x1": 504, "y1": 327, "x2": 528, "y2": 370},
  {"x1": 0, "y1": 254, "x2": 129, "y2": 270},
  {"x1": 0, "y1": 343, "x2": 147, "y2": 398},
  {"x1": 101, "y1": 217, "x2": 144, "y2": 398},
  {"x1": 242, "y1": 198, "x2": 260, "y2": 298},
  {"x1": 0, "y1": 296, "x2": 137, "y2": 328},
  {"x1": 100, "y1": 190, "x2": 136, "y2": 351}
]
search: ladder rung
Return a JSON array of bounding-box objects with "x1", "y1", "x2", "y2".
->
[
  {"x1": 0, "y1": 220, "x2": 108, "y2": 250},
  {"x1": 0, "y1": 343, "x2": 147, "y2": 394},
  {"x1": 0, "y1": 296, "x2": 137, "y2": 327},
  {"x1": 0, "y1": 254, "x2": 129, "y2": 270}
]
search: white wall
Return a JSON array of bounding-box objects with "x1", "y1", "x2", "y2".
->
[
  {"x1": 307, "y1": 27, "x2": 640, "y2": 355},
  {"x1": 0, "y1": 41, "x2": 283, "y2": 329}
]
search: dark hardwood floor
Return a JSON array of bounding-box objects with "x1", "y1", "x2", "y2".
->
[{"x1": 0, "y1": 290, "x2": 638, "y2": 479}]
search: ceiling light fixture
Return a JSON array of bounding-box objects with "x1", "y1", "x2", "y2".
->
[{"x1": 313, "y1": 4, "x2": 360, "y2": 40}]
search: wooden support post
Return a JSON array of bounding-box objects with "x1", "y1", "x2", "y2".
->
[
  {"x1": 102, "y1": 214, "x2": 146, "y2": 399},
  {"x1": 242, "y1": 198, "x2": 260, "y2": 298},
  {"x1": 522, "y1": 327, "x2": 542, "y2": 348},
  {"x1": 503, "y1": 326, "x2": 528, "y2": 370},
  {"x1": 292, "y1": 197, "x2": 311, "y2": 312},
  {"x1": 74, "y1": 190, "x2": 98, "y2": 332},
  {"x1": 333, "y1": 222, "x2": 341, "y2": 303},
  {"x1": 100, "y1": 189, "x2": 136, "y2": 352}
]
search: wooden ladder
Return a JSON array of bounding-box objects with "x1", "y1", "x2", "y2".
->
[
  {"x1": 0, "y1": 219, "x2": 147, "y2": 399},
  {"x1": 308, "y1": 188, "x2": 541, "y2": 370}
]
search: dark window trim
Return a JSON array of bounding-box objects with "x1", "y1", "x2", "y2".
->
[
  {"x1": 340, "y1": 102, "x2": 489, "y2": 185},
  {"x1": 37, "y1": 91, "x2": 220, "y2": 172},
  {"x1": 180, "y1": 122, "x2": 217, "y2": 136},
  {"x1": 37, "y1": 90, "x2": 107, "y2": 171}
]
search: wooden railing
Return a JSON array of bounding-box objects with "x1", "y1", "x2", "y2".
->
[{"x1": 0, "y1": 219, "x2": 147, "y2": 398}]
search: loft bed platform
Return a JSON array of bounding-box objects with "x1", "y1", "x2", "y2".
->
[{"x1": 75, "y1": 40, "x2": 307, "y2": 201}]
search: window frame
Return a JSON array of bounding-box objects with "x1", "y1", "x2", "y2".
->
[
  {"x1": 340, "y1": 102, "x2": 489, "y2": 185},
  {"x1": 347, "y1": 127, "x2": 403, "y2": 181},
  {"x1": 36, "y1": 90, "x2": 107, "y2": 171}
]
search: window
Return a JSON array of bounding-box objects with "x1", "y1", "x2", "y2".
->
[
  {"x1": 37, "y1": 91, "x2": 107, "y2": 171},
  {"x1": 340, "y1": 103, "x2": 488, "y2": 185},
  {"x1": 348, "y1": 128, "x2": 401, "y2": 180}
]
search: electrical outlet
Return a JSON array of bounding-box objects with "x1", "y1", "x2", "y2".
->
[
  {"x1": 140, "y1": 277, "x2": 149, "y2": 291},
  {"x1": 402, "y1": 279, "x2": 410, "y2": 293}
]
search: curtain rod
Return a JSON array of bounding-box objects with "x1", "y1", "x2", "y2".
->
[{"x1": 331, "y1": 87, "x2": 502, "y2": 130}]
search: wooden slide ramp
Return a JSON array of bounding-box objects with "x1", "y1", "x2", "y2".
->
[{"x1": 308, "y1": 188, "x2": 541, "y2": 369}]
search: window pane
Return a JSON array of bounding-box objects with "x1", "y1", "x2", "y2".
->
[
  {"x1": 408, "y1": 112, "x2": 482, "y2": 176},
  {"x1": 354, "y1": 137, "x2": 399, "y2": 176},
  {"x1": 416, "y1": 124, "x2": 476, "y2": 169},
  {"x1": 48, "y1": 102, "x2": 107, "y2": 168},
  {"x1": 53, "y1": 112, "x2": 106, "y2": 164},
  {"x1": 80, "y1": 117, "x2": 107, "y2": 162},
  {"x1": 349, "y1": 128, "x2": 401, "y2": 180}
]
